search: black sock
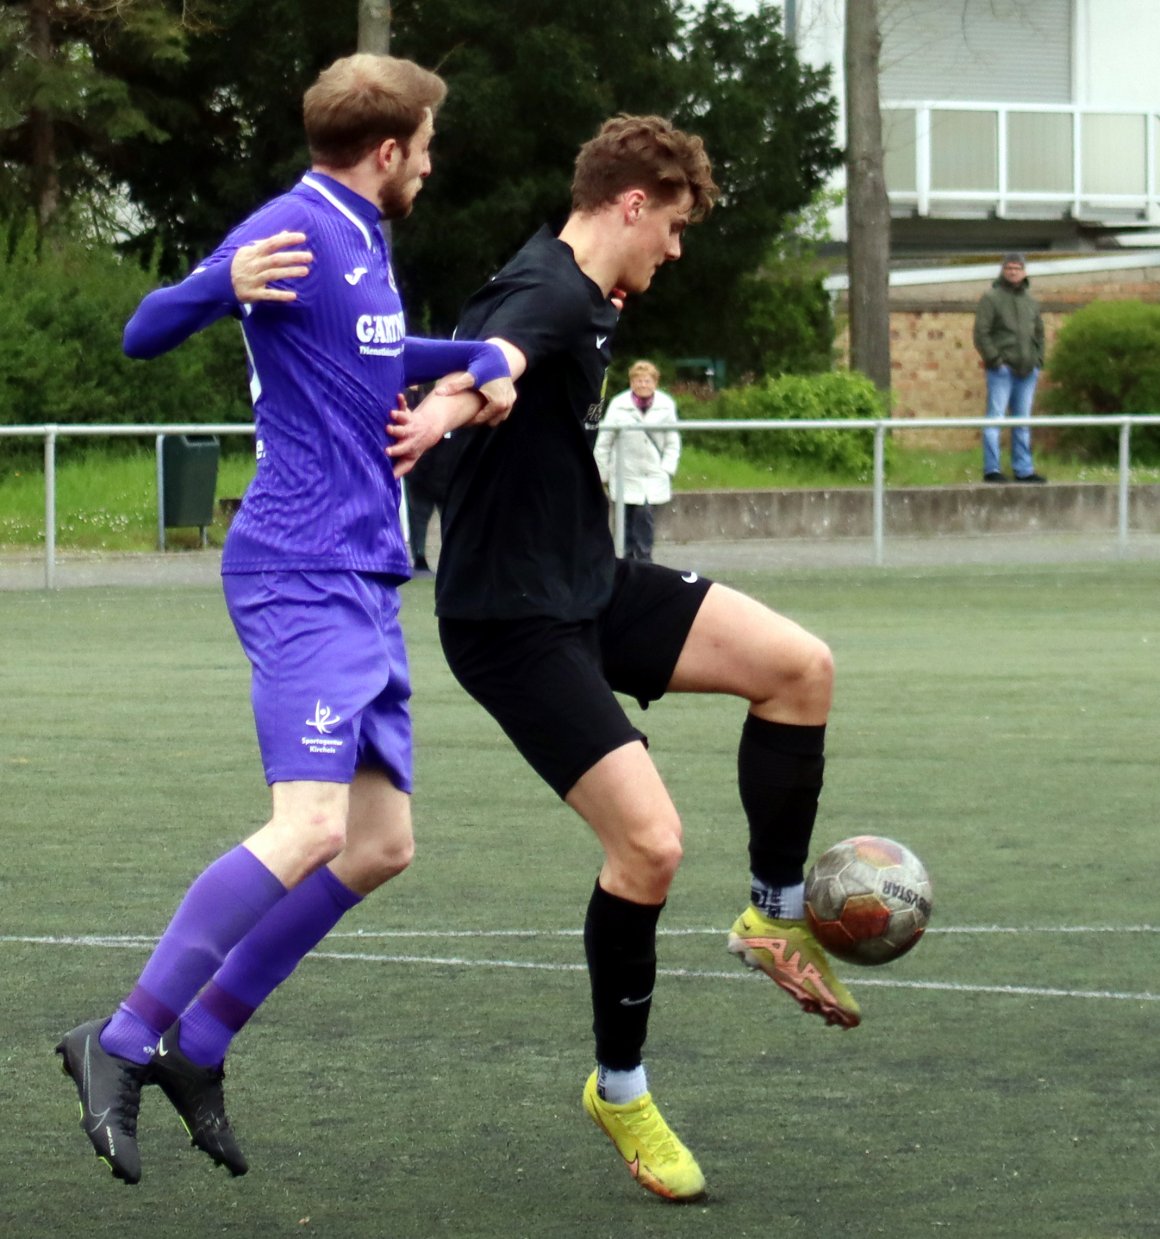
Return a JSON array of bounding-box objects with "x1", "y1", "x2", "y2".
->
[
  {"x1": 583, "y1": 879, "x2": 664, "y2": 1070},
  {"x1": 738, "y1": 715, "x2": 826, "y2": 892}
]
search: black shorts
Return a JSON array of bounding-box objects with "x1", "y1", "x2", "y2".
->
[{"x1": 439, "y1": 559, "x2": 713, "y2": 798}]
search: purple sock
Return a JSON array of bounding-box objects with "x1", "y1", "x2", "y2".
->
[
  {"x1": 101, "y1": 846, "x2": 286, "y2": 1064},
  {"x1": 177, "y1": 866, "x2": 362, "y2": 1067}
]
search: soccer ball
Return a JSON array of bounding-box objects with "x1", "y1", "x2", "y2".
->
[{"x1": 804, "y1": 835, "x2": 933, "y2": 966}]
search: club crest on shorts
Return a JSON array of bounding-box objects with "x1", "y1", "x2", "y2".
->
[
  {"x1": 306, "y1": 700, "x2": 342, "y2": 734},
  {"x1": 302, "y1": 700, "x2": 345, "y2": 755}
]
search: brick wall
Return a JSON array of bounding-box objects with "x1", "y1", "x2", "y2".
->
[{"x1": 835, "y1": 265, "x2": 1160, "y2": 449}]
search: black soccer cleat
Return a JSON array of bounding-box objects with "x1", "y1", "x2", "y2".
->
[
  {"x1": 56, "y1": 1017, "x2": 149, "y2": 1185},
  {"x1": 150, "y1": 1025, "x2": 249, "y2": 1176}
]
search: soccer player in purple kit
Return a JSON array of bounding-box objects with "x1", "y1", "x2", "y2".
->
[
  {"x1": 55, "y1": 53, "x2": 513, "y2": 1186},
  {"x1": 388, "y1": 115, "x2": 863, "y2": 1203}
]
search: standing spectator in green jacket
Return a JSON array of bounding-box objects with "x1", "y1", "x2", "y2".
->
[{"x1": 973, "y1": 253, "x2": 1047, "y2": 483}]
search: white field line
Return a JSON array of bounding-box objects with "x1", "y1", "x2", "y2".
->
[
  {"x1": 3, "y1": 927, "x2": 1158, "y2": 1004},
  {"x1": 4, "y1": 924, "x2": 1157, "y2": 946}
]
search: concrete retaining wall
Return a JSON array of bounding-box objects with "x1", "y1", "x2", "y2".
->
[{"x1": 655, "y1": 483, "x2": 1160, "y2": 542}]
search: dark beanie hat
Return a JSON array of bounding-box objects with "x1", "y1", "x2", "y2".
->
[{"x1": 1003, "y1": 252, "x2": 1026, "y2": 266}]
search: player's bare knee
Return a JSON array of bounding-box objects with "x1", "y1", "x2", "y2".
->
[
  {"x1": 758, "y1": 633, "x2": 834, "y2": 717},
  {"x1": 652, "y1": 833, "x2": 684, "y2": 887},
  {"x1": 367, "y1": 830, "x2": 415, "y2": 883},
  {"x1": 297, "y1": 810, "x2": 348, "y2": 868},
  {"x1": 804, "y1": 635, "x2": 835, "y2": 700},
  {"x1": 393, "y1": 831, "x2": 416, "y2": 874},
  {"x1": 627, "y1": 818, "x2": 684, "y2": 890}
]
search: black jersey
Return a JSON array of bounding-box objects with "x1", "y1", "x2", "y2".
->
[{"x1": 435, "y1": 226, "x2": 620, "y2": 620}]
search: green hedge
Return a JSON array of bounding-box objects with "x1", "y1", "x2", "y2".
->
[
  {"x1": 678, "y1": 370, "x2": 890, "y2": 479},
  {"x1": 0, "y1": 223, "x2": 248, "y2": 453},
  {"x1": 1045, "y1": 300, "x2": 1160, "y2": 460},
  {"x1": 733, "y1": 268, "x2": 834, "y2": 377}
]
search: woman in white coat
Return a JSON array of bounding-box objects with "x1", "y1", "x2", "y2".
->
[{"x1": 594, "y1": 360, "x2": 681, "y2": 561}]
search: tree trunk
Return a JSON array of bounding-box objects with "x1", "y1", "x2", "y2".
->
[
  {"x1": 844, "y1": 0, "x2": 891, "y2": 393},
  {"x1": 358, "y1": 0, "x2": 391, "y2": 54},
  {"x1": 28, "y1": 0, "x2": 60, "y2": 229}
]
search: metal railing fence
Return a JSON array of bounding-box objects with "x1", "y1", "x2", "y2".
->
[
  {"x1": 1, "y1": 423, "x2": 254, "y2": 589},
  {"x1": 604, "y1": 414, "x2": 1160, "y2": 562},
  {"x1": 2, "y1": 414, "x2": 1159, "y2": 589}
]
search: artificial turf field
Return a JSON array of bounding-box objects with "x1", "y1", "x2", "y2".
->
[{"x1": 1, "y1": 561, "x2": 1156, "y2": 1238}]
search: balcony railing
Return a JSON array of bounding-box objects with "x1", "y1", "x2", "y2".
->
[{"x1": 882, "y1": 100, "x2": 1160, "y2": 224}]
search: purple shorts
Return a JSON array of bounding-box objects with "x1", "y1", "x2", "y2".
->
[{"x1": 223, "y1": 570, "x2": 413, "y2": 790}]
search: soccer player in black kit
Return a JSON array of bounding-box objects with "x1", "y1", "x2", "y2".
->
[{"x1": 390, "y1": 114, "x2": 861, "y2": 1202}]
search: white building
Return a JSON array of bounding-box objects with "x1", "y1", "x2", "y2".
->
[{"x1": 780, "y1": 0, "x2": 1160, "y2": 251}]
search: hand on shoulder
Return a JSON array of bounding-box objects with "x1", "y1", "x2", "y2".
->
[{"x1": 231, "y1": 231, "x2": 313, "y2": 303}]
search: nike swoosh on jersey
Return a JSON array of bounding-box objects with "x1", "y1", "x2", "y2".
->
[{"x1": 596, "y1": 334, "x2": 608, "y2": 348}]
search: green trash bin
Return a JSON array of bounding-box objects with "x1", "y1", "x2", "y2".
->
[
  {"x1": 673, "y1": 356, "x2": 726, "y2": 390},
  {"x1": 160, "y1": 434, "x2": 220, "y2": 545}
]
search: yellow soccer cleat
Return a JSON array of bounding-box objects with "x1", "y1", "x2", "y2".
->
[
  {"x1": 582, "y1": 1071, "x2": 706, "y2": 1202},
  {"x1": 728, "y1": 905, "x2": 861, "y2": 1029}
]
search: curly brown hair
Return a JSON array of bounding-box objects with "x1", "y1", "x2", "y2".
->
[{"x1": 571, "y1": 114, "x2": 718, "y2": 221}]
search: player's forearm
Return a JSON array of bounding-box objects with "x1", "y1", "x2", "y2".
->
[
  {"x1": 412, "y1": 388, "x2": 489, "y2": 436},
  {"x1": 386, "y1": 385, "x2": 489, "y2": 479},
  {"x1": 123, "y1": 259, "x2": 238, "y2": 359},
  {"x1": 402, "y1": 337, "x2": 509, "y2": 389}
]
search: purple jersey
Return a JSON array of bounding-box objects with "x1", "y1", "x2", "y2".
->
[
  {"x1": 124, "y1": 173, "x2": 506, "y2": 577},
  {"x1": 225, "y1": 174, "x2": 409, "y2": 573}
]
